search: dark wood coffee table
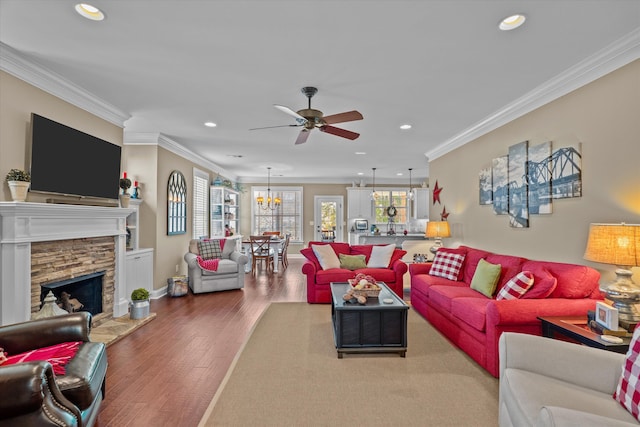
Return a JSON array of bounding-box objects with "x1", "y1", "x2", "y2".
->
[
  {"x1": 330, "y1": 282, "x2": 409, "y2": 358},
  {"x1": 538, "y1": 316, "x2": 631, "y2": 354}
]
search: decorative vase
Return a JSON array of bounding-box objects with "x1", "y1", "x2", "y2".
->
[
  {"x1": 119, "y1": 193, "x2": 131, "y2": 208},
  {"x1": 130, "y1": 299, "x2": 150, "y2": 319},
  {"x1": 7, "y1": 181, "x2": 30, "y2": 202}
]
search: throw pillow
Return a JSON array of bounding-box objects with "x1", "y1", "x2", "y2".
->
[
  {"x1": 300, "y1": 248, "x2": 322, "y2": 270},
  {"x1": 2, "y1": 341, "x2": 82, "y2": 376},
  {"x1": 388, "y1": 249, "x2": 407, "y2": 267},
  {"x1": 311, "y1": 244, "x2": 341, "y2": 270},
  {"x1": 614, "y1": 327, "x2": 640, "y2": 421},
  {"x1": 429, "y1": 251, "x2": 466, "y2": 281},
  {"x1": 496, "y1": 271, "x2": 535, "y2": 300},
  {"x1": 339, "y1": 254, "x2": 367, "y2": 271},
  {"x1": 367, "y1": 244, "x2": 396, "y2": 268},
  {"x1": 521, "y1": 265, "x2": 558, "y2": 299},
  {"x1": 470, "y1": 259, "x2": 502, "y2": 298},
  {"x1": 198, "y1": 239, "x2": 222, "y2": 260}
]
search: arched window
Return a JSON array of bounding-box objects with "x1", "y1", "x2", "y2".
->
[{"x1": 167, "y1": 171, "x2": 187, "y2": 235}]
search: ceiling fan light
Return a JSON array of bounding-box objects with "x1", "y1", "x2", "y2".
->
[
  {"x1": 75, "y1": 3, "x2": 105, "y2": 20},
  {"x1": 499, "y1": 14, "x2": 526, "y2": 31}
]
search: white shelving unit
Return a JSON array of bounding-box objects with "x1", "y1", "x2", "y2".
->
[
  {"x1": 211, "y1": 186, "x2": 240, "y2": 238},
  {"x1": 125, "y1": 199, "x2": 154, "y2": 298}
]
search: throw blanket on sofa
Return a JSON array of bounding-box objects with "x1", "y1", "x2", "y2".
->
[
  {"x1": 197, "y1": 256, "x2": 220, "y2": 271},
  {"x1": 1, "y1": 341, "x2": 81, "y2": 375}
]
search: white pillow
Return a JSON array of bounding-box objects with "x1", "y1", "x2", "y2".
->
[
  {"x1": 367, "y1": 244, "x2": 396, "y2": 268},
  {"x1": 311, "y1": 244, "x2": 340, "y2": 270}
]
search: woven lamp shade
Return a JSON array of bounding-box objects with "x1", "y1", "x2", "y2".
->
[
  {"x1": 583, "y1": 223, "x2": 640, "y2": 267},
  {"x1": 425, "y1": 221, "x2": 451, "y2": 238}
]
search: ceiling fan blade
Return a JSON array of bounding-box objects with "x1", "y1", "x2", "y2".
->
[
  {"x1": 322, "y1": 110, "x2": 363, "y2": 125},
  {"x1": 274, "y1": 105, "x2": 307, "y2": 123},
  {"x1": 294, "y1": 129, "x2": 311, "y2": 145},
  {"x1": 249, "y1": 124, "x2": 301, "y2": 131},
  {"x1": 319, "y1": 125, "x2": 360, "y2": 140}
]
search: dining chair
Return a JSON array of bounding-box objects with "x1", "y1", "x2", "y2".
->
[
  {"x1": 249, "y1": 235, "x2": 275, "y2": 273},
  {"x1": 278, "y1": 233, "x2": 291, "y2": 269},
  {"x1": 262, "y1": 231, "x2": 281, "y2": 237}
]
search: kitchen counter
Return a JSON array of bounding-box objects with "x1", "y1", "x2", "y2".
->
[{"x1": 355, "y1": 233, "x2": 428, "y2": 247}]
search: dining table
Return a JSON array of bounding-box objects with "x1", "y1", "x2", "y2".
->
[{"x1": 241, "y1": 237, "x2": 283, "y2": 273}]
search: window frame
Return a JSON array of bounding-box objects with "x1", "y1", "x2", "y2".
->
[
  {"x1": 192, "y1": 168, "x2": 209, "y2": 239},
  {"x1": 251, "y1": 186, "x2": 303, "y2": 242}
]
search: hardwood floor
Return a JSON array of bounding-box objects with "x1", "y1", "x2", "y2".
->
[{"x1": 96, "y1": 258, "x2": 307, "y2": 427}]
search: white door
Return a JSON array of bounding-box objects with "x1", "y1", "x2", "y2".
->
[{"x1": 314, "y1": 196, "x2": 344, "y2": 242}]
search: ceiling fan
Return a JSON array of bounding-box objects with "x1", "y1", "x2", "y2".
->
[{"x1": 250, "y1": 86, "x2": 363, "y2": 145}]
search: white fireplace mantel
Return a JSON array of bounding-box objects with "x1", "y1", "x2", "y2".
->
[{"x1": 0, "y1": 202, "x2": 133, "y2": 325}]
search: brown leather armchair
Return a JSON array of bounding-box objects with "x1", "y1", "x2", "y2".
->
[{"x1": 0, "y1": 312, "x2": 107, "y2": 427}]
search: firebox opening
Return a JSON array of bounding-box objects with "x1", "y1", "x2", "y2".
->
[{"x1": 41, "y1": 271, "x2": 105, "y2": 316}]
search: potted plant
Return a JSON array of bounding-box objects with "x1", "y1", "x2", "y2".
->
[
  {"x1": 5, "y1": 168, "x2": 31, "y2": 202},
  {"x1": 130, "y1": 288, "x2": 150, "y2": 319},
  {"x1": 119, "y1": 175, "x2": 132, "y2": 208}
]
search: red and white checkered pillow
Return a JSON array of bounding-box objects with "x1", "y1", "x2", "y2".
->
[
  {"x1": 496, "y1": 271, "x2": 534, "y2": 300},
  {"x1": 614, "y1": 327, "x2": 640, "y2": 421},
  {"x1": 429, "y1": 251, "x2": 466, "y2": 281}
]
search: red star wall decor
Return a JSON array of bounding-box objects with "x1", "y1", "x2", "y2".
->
[
  {"x1": 440, "y1": 206, "x2": 449, "y2": 221},
  {"x1": 433, "y1": 180, "x2": 443, "y2": 205}
]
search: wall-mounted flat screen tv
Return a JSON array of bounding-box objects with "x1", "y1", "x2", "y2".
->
[{"x1": 30, "y1": 113, "x2": 122, "y2": 201}]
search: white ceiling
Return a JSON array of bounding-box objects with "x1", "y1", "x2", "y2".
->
[{"x1": 1, "y1": 1, "x2": 639, "y2": 184}]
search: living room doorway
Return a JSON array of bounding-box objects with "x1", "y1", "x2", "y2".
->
[{"x1": 314, "y1": 196, "x2": 343, "y2": 242}]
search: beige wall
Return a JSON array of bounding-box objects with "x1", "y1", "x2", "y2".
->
[
  {"x1": 0, "y1": 71, "x2": 123, "y2": 202},
  {"x1": 429, "y1": 59, "x2": 640, "y2": 283}
]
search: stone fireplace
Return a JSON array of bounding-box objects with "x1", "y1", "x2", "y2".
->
[
  {"x1": 0, "y1": 202, "x2": 132, "y2": 326},
  {"x1": 40, "y1": 270, "x2": 105, "y2": 317}
]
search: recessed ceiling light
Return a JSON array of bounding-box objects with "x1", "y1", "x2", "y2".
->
[
  {"x1": 357, "y1": 172, "x2": 364, "y2": 176},
  {"x1": 397, "y1": 172, "x2": 403, "y2": 176},
  {"x1": 204, "y1": 122, "x2": 217, "y2": 127},
  {"x1": 355, "y1": 152, "x2": 366, "y2": 155},
  {"x1": 499, "y1": 14, "x2": 526, "y2": 31},
  {"x1": 400, "y1": 124, "x2": 412, "y2": 130},
  {"x1": 74, "y1": 3, "x2": 105, "y2": 21},
  {"x1": 226, "y1": 154, "x2": 243, "y2": 158}
]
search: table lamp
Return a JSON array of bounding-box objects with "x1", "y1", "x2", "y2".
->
[
  {"x1": 426, "y1": 221, "x2": 451, "y2": 254},
  {"x1": 583, "y1": 223, "x2": 640, "y2": 322}
]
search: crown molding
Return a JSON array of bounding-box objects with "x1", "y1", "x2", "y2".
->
[
  {"x1": 124, "y1": 132, "x2": 237, "y2": 181},
  {"x1": 0, "y1": 42, "x2": 130, "y2": 127},
  {"x1": 425, "y1": 28, "x2": 640, "y2": 161}
]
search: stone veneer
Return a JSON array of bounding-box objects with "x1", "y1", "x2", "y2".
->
[{"x1": 31, "y1": 237, "x2": 115, "y2": 326}]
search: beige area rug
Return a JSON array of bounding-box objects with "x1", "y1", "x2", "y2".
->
[{"x1": 199, "y1": 302, "x2": 498, "y2": 426}]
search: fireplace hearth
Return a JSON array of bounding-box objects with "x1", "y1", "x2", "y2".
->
[{"x1": 41, "y1": 271, "x2": 105, "y2": 316}]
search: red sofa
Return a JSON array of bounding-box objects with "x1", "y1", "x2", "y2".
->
[
  {"x1": 302, "y1": 241, "x2": 408, "y2": 303},
  {"x1": 410, "y1": 245, "x2": 603, "y2": 377}
]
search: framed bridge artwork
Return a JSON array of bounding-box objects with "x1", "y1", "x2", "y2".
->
[{"x1": 480, "y1": 140, "x2": 583, "y2": 228}]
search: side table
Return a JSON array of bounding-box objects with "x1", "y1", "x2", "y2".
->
[{"x1": 538, "y1": 316, "x2": 631, "y2": 354}]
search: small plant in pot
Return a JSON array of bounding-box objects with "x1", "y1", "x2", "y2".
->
[
  {"x1": 119, "y1": 176, "x2": 132, "y2": 207},
  {"x1": 130, "y1": 288, "x2": 150, "y2": 319},
  {"x1": 5, "y1": 169, "x2": 31, "y2": 202}
]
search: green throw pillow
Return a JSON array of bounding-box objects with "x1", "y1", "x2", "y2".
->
[
  {"x1": 470, "y1": 258, "x2": 502, "y2": 298},
  {"x1": 339, "y1": 254, "x2": 367, "y2": 271}
]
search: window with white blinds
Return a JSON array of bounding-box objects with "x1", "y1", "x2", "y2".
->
[
  {"x1": 251, "y1": 186, "x2": 303, "y2": 241},
  {"x1": 192, "y1": 168, "x2": 209, "y2": 239}
]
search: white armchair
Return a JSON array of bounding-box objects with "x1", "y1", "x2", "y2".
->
[
  {"x1": 499, "y1": 332, "x2": 638, "y2": 426},
  {"x1": 184, "y1": 239, "x2": 249, "y2": 294}
]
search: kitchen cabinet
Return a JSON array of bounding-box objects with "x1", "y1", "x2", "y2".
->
[{"x1": 347, "y1": 188, "x2": 372, "y2": 218}]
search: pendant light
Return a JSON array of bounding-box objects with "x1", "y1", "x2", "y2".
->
[
  {"x1": 407, "y1": 168, "x2": 415, "y2": 201},
  {"x1": 257, "y1": 167, "x2": 281, "y2": 211},
  {"x1": 370, "y1": 167, "x2": 377, "y2": 201}
]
